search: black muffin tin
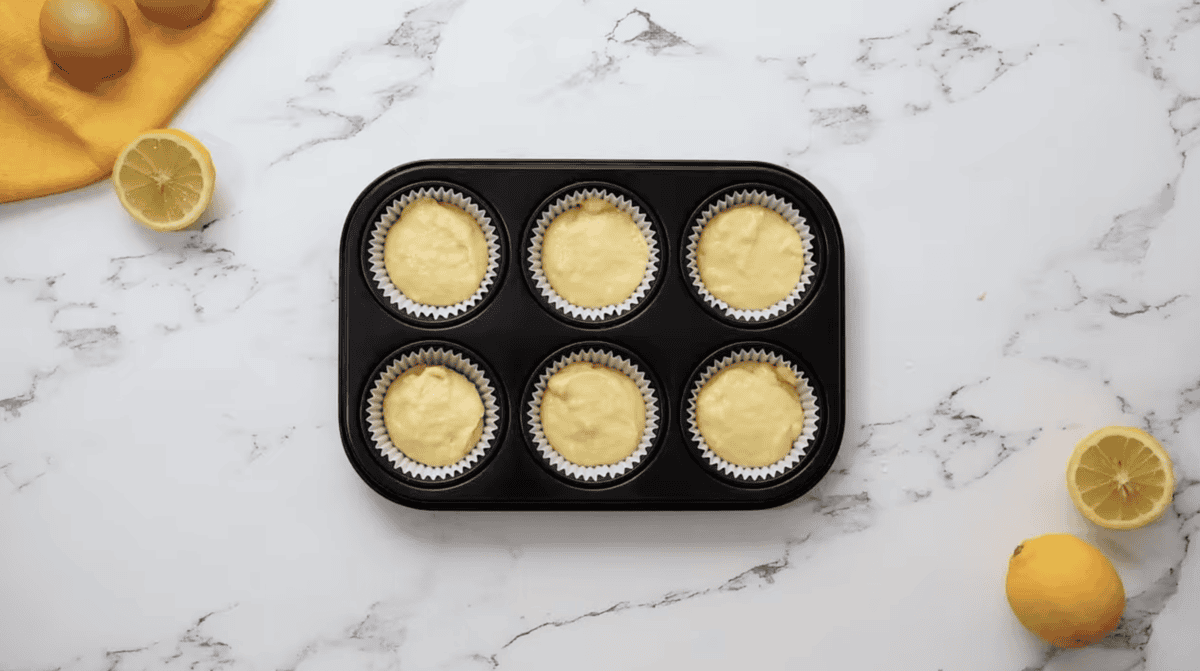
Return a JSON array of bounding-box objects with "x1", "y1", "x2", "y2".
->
[{"x1": 338, "y1": 160, "x2": 845, "y2": 510}]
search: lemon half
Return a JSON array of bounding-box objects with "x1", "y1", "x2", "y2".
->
[
  {"x1": 113, "y1": 129, "x2": 216, "y2": 232},
  {"x1": 1067, "y1": 426, "x2": 1174, "y2": 530}
]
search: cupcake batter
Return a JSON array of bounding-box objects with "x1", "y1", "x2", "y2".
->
[
  {"x1": 384, "y1": 198, "x2": 488, "y2": 306},
  {"x1": 383, "y1": 365, "x2": 485, "y2": 467},
  {"x1": 697, "y1": 204, "x2": 805, "y2": 310},
  {"x1": 696, "y1": 362, "x2": 805, "y2": 467},
  {"x1": 542, "y1": 198, "x2": 650, "y2": 308},
  {"x1": 540, "y1": 362, "x2": 646, "y2": 467}
]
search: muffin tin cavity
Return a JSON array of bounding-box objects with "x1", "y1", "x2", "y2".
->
[
  {"x1": 683, "y1": 184, "x2": 820, "y2": 327},
  {"x1": 682, "y1": 342, "x2": 821, "y2": 487},
  {"x1": 362, "y1": 340, "x2": 505, "y2": 486},
  {"x1": 523, "y1": 341, "x2": 664, "y2": 486},
  {"x1": 362, "y1": 181, "x2": 507, "y2": 327},
  {"x1": 339, "y1": 160, "x2": 845, "y2": 510},
  {"x1": 524, "y1": 182, "x2": 664, "y2": 326}
]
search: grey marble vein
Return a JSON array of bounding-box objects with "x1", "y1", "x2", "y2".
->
[
  {"x1": 111, "y1": 607, "x2": 239, "y2": 671},
  {"x1": 853, "y1": 381, "x2": 1043, "y2": 491},
  {"x1": 58, "y1": 325, "x2": 121, "y2": 366},
  {"x1": 483, "y1": 535, "x2": 809, "y2": 666},
  {"x1": 558, "y1": 8, "x2": 697, "y2": 89},
  {"x1": 271, "y1": 0, "x2": 468, "y2": 165},
  {"x1": 606, "y1": 9, "x2": 692, "y2": 55},
  {"x1": 1097, "y1": 183, "x2": 1178, "y2": 263},
  {"x1": 103, "y1": 230, "x2": 260, "y2": 318},
  {"x1": 771, "y1": 1, "x2": 1043, "y2": 154},
  {"x1": 0, "y1": 366, "x2": 57, "y2": 422},
  {"x1": 0, "y1": 457, "x2": 49, "y2": 491},
  {"x1": 278, "y1": 601, "x2": 406, "y2": 671},
  {"x1": 248, "y1": 426, "x2": 295, "y2": 462}
]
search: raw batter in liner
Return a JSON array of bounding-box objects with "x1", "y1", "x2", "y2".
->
[
  {"x1": 695, "y1": 361, "x2": 805, "y2": 468},
  {"x1": 542, "y1": 198, "x2": 649, "y2": 308},
  {"x1": 540, "y1": 362, "x2": 647, "y2": 467},
  {"x1": 383, "y1": 365, "x2": 485, "y2": 467},
  {"x1": 697, "y1": 204, "x2": 805, "y2": 310},
  {"x1": 384, "y1": 198, "x2": 488, "y2": 306}
]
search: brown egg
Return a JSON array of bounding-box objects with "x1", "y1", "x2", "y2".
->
[
  {"x1": 39, "y1": 0, "x2": 132, "y2": 83},
  {"x1": 135, "y1": 0, "x2": 212, "y2": 28}
]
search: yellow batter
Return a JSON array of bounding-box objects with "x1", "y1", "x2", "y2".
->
[
  {"x1": 543, "y1": 198, "x2": 650, "y2": 308},
  {"x1": 540, "y1": 362, "x2": 646, "y2": 467},
  {"x1": 696, "y1": 362, "x2": 805, "y2": 468},
  {"x1": 384, "y1": 198, "x2": 488, "y2": 306},
  {"x1": 383, "y1": 365, "x2": 485, "y2": 467},
  {"x1": 697, "y1": 204, "x2": 805, "y2": 310}
]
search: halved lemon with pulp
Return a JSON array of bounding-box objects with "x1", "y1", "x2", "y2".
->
[
  {"x1": 1067, "y1": 426, "x2": 1174, "y2": 530},
  {"x1": 113, "y1": 129, "x2": 215, "y2": 231}
]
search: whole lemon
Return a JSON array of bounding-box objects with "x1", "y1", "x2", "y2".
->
[{"x1": 1005, "y1": 533, "x2": 1125, "y2": 648}]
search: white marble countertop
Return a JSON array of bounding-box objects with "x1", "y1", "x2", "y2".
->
[{"x1": 2, "y1": 0, "x2": 1199, "y2": 668}]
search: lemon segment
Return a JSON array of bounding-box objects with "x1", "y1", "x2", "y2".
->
[
  {"x1": 113, "y1": 129, "x2": 215, "y2": 232},
  {"x1": 1067, "y1": 426, "x2": 1174, "y2": 530}
]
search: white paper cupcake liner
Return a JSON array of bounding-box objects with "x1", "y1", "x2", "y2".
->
[
  {"x1": 368, "y1": 187, "x2": 501, "y2": 320},
  {"x1": 365, "y1": 347, "x2": 501, "y2": 482},
  {"x1": 685, "y1": 348, "x2": 820, "y2": 482},
  {"x1": 527, "y1": 348, "x2": 660, "y2": 482},
  {"x1": 528, "y1": 188, "x2": 660, "y2": 322},
  {"x1": 685, "y1": 190, "x2": 816, "y2": 323}
]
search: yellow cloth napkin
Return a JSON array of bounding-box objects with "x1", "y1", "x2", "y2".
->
[{"x1": 0, "y1": 0, "x2": 268, "y2": 203}]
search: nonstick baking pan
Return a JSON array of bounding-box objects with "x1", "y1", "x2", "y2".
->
[{"x1": 338, "y1": 159, "x2": 845, "y2": 510}]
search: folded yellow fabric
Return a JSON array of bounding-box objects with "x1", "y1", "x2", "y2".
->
[{"x1": 0, "y1": 0, "x2": 269, "y2": 203}]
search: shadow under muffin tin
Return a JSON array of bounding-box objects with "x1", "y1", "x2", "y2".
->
[{"x1": 339, "y1": 160, "x2": 845, "y2": 510}]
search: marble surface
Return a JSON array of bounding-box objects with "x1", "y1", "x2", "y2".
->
[{"x1": 2, "y1": 0, "x2": 1199, "y2": 668}]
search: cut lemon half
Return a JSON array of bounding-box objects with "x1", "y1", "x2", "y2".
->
[
  {"x1": 1067, "y1": 426, "x2": 1174, "y2": 530},
  {"x1": 113, "y1": 129, "x2": 215, "y2": 231}
]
